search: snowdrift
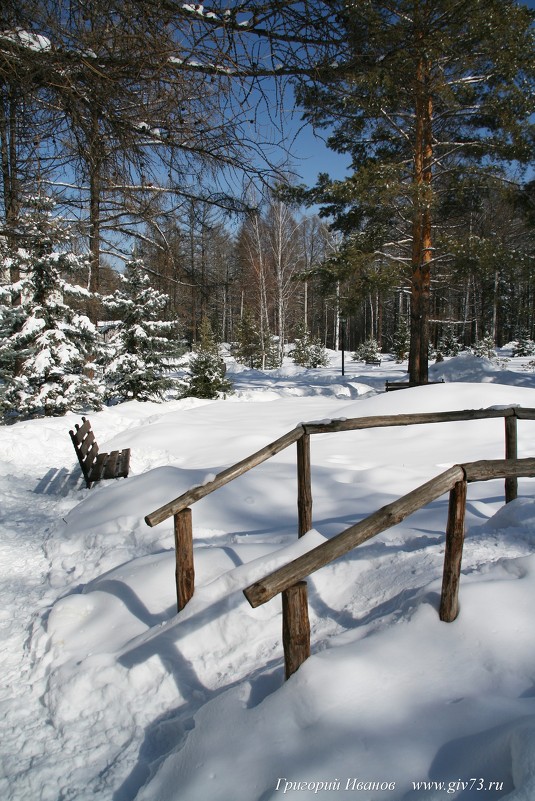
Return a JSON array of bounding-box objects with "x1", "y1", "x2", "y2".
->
[{"x1": 3, "y1": 353, "x2": 535, "y2": 800}]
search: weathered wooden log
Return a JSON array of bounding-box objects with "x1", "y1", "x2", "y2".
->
[
  {"x1": 514, "y1": 408, "x2": 535, "y2": 420},
  {"x1": 244, "y1": 465, "x2": 465, "y2": 608},
  {"x1": 174, "y1": 508, "x2": 194, "y2": 612},
  {"x1": 297, "y1": 433, "x2": 312, "y2": 538},
  {"x1": 505, "y1": 415, "x2": 518, "y2": 503},
  {"x1": 439, "y1": 480, "x2": 467, "y2": 622},
  {"x1": 302, "y1": 407, "x2": 516, "y2": 436},
  {"x1": 463, "y1": 457, "x2": 535, "y2": 483},
  {"x1": 282, "y1": 581, "x2": 310, "y2": 679},
  {"x1": 146, "y1": 425, "x2": 304, "y2": 526},
  {"x1": 147, "y1": 407, "x2": 535, "y2": 529}
]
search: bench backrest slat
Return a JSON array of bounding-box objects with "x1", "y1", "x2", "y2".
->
[
  {"x1": 69, "y1": 417, "x2": 99, "y2": 487},
  {"x1": 69, "y1": 417, "x2": 130, "y2": 489},
  {"x1": 82, "y1": 441, "x2": 99, "y2": 473},
  {"x1": 71, "y1": 417, "x2": 92, "y2": 445},
  {"x1": 79, "y1": 430, "x2": 97, "y2": 459}
]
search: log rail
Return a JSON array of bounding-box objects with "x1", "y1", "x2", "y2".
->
[
  {"x1": 243, "y1": 457, "x2": 535, "y2": 676},
  {"x1": 144, "y1": 406, "x2": 535, "y2": 676}
]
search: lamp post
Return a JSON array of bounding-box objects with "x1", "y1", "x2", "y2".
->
[{"x1": 340, "y1": 315, "x2": 346, "y2": 376}]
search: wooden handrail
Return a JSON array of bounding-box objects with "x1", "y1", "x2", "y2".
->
[
  {"x1": 302, "y1": 407, "x2": 518, "y2": 435},
  {"x1": 243, "y1": 465, "x2": 465, "y2": 608},
  {"x1": 144, "y1": 405, "x2": 534, "y2": 622},
  {"x1": 243, "y1": 456, "x2": 535, "y2": 609},
  {"x1": 244, "y1": 455, "x2": 535, "y2": 678},
  {"x1": 145, "y1": 406, "x2": 535, "y2": 527},
  {"x1": 145, "y1": 424, "x2": 304, "y2": 527},
  {"x1": 464, "y1": 457, "x2": 535, "y2": 482}
]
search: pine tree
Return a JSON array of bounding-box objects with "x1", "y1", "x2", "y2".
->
[
  {"x1": 295, "y1": 0, "x2": 535, "y2": 384},
  {"x1": 291, "y1": 325, "x2": 329, "y2": 368},
  {"x1": 102, "y1": 257, "x2": 181, "y2": 402},
  {"x1": 0, "y1": 195, "x2": 102, "y2": 421},
  {"x1": 182, "y1": 317, "x2": 232, "y2": 399}
]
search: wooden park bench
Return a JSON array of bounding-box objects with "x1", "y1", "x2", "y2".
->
[
  {"x1": 365, "y1": 357, "x2": 382, "y2": 366},
  {"x1": 69, "y1": 417, "x2": 131, "y2": 489},
  {"x1": 385, "y1": 379, "x2": 445, "y2": 392},
  {"x1": 385, "y1": 380, "x2": 411, "y2": 391}
]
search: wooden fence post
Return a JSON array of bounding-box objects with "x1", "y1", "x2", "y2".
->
[
  {"x1": 440, "y1": 479, "x2": 467, "y2": 622},
  {"x1": 282, "y1": 581, "x2": 310, "y2": 679},
  {"x1": 505, "y1": 415, "x2": 518, "y2": 503},
  {"x1": 174, "y1": 508, "x2": 194, "y2": 612},
  {"x1": 297, "y1": 433, "x2": 312, "y2": 538}
]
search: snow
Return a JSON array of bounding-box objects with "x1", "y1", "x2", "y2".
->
[
  {"x1": 3, "y1": 351, "x2": 535, "y2": 800},
  {"x1": 0, "y1": 28, "x2": 51, "y2": 52}
]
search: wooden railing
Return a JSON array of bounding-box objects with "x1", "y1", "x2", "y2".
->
[
  {"x1": 243, "y1": 457, "x2": 535, "y2": 678},
  {"x1": 144, "y1": 406, "x2": 535, "y2": 673}
]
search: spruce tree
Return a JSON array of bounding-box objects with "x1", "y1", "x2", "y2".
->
[
  {"x1": 233, "y1": 309, "x2": 264, "y2": 368},
  {"x1": 392, "y1": 317, "x2": 410, "y2": 363},
  {"x1": 352, "y1": 338, "x2": 381, "y2": 363},
  {"x1": 233, "y1": 309, "x2": 281, "y2": 370},
  {"x1": 0, "y1": 195, "x2": 102, "y2": 421},
  {"x1": 471, "y1": 335, "x2": 497, "y2": 359},
  {"x1": 291, "y1": 325, "x2": 329, "y2": 368},
  {"x1": 437, "y1": 325, "x2": 463, "y2": 358},
  {"x1": 512, "y1": 330, "x2": 535, "y2": 357},
  {"x1": 182, "y1": 317, "x2": 232, "y2": 399},
  {"x1": 102, "y1": 258, "x2": 181, "y2": 402}
]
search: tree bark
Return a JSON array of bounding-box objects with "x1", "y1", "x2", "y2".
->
[{"x1": 409, "y1": 52, "x2": 433, "y2": 385}]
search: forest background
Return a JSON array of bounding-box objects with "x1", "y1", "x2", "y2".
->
[{"x1": 1, "y1": 0, "x2": 534, "y2": 416}]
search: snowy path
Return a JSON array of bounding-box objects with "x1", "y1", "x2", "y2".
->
[{"x1": 0, "y1": 464, "x2": 79, "y2": 801}]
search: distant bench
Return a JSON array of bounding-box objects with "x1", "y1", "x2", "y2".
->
[
  {"x1": 365, "y1": 358, "x2": 382, "y2": 366},
  {"x1": 69, "y1": 417, "x2": 131, "y2": 489},
  {"x1": 385, "y1": 379, "x2": 445, "y2": 392}
]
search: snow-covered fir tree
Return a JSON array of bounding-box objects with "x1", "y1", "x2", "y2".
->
[
  {"x1": 471, "y1": 335, "x2": 497, "y2": 359},
  {"x1": 260, "y1": 335, "x2": 283, "y2": 369},
  {"x1": 233, "y1": 309, "x2": 264, "y2": 368},
  {"x1": 512, "y1": 330, "x2": 535, "y2": 357},
  {"x1": 291, "y1": 325, "x2": 329, "y2": 368},
  {"x1": 232, "y1": 310, "x2": 280, "y2": 370},
  {"x1": 0, "y1": 195, "x2": 102, "y2": 421},
  {"x1": 102, "y1": 258, "x2": 181, "y2": 402},
  {"x1": 437, "y1": 325, "x2": 463, "y2": 357},
  {"x1": 182, "y1": 317, "x2": 232, "y2": 399},
  {"x1": 391, "y1": 317, "x2": 410, "y2": 362},
  {"x1": 233, "y1": 309, "x2": 281, "y2": 370},
  {"x1": 352, "y1": 338, "x2": 381, "y2": 363}
]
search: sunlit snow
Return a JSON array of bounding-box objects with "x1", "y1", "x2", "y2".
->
[{"x1": 2, "y1": 349, "x2": 535, "y2": 800}]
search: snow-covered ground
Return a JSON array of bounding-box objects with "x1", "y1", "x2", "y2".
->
[{"x1": 3, "y1": 350, "x2": 535, "y2": 801}]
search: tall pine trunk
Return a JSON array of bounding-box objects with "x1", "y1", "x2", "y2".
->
[{"x1": 409, "y1": 53, "x2": 433, "y2": 385}]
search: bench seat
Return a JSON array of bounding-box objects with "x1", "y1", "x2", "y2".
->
[{"x1": 385, "y1": 379, "x2": 445, "y2": 392}]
